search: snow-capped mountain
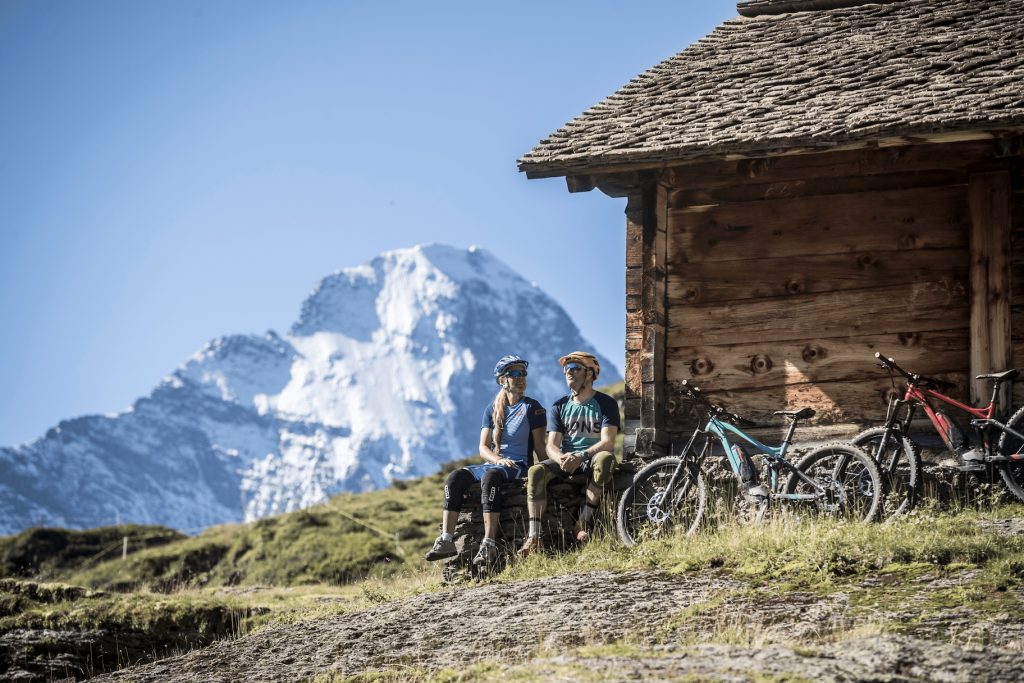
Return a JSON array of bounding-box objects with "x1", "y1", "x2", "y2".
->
[{"x1": 0, "y1": 245, "x2": 620, "y2": 535}]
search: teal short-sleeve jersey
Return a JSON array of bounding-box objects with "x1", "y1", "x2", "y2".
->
[{"x1": 548, "y1": 391, "x2": 621, "y2": 453}]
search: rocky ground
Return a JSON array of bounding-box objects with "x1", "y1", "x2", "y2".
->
[{"x1": 91, "y1": 558, "x2": 1023, "y2": 683}]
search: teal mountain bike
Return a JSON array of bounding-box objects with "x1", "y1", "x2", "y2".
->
[{"x1": 617, "y1": 381, "x2": 882, "y2": 546}]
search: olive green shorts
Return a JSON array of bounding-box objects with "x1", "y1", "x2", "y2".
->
[{"x1": 526, "y1": 451, "x2": 617, "y2": 501}]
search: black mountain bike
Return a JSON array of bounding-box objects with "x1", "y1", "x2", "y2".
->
[{"x1": 853, "y1": 353, "x2": 1024, "y2": 511}]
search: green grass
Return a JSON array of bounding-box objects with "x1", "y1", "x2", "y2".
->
[
  {"x1": 0, "y1": 524, "x2": 184, "y2": 580},
  {"x1": 0, "y1": 577, "x2": 255, "y2": 636},
  {"x1": 48, "y1": 461, "x2": 469, "y2": 592},
  {"x1": 503, "y1": 504, "x2": 1024, "y2": 589}
]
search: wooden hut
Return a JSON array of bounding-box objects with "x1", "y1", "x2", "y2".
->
[{"x1": 519, "y1": 0, "x2": 1024, "y2": 456}]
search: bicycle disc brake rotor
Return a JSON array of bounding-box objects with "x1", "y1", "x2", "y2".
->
[
  {"x1": 645, "y1": 491, "x2": 672, "y2": 524},
  {"x1": 855, "y1": 471, "x2": 875, "y2": 497}
]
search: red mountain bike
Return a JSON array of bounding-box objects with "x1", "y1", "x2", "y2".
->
[{"x1": 851, "y1": 352, "x2": 1024, "y2": 512}]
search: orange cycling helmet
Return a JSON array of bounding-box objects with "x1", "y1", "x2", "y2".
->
[{"x1": 558, "y1": 351, "x2": 600, "y2": 379}]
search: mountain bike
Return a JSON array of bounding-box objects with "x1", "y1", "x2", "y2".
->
[
  {"x1": 853, "y1": 352, "x2": 1024, "y2": 508},
  {"x1": 616, "y1": 381, "x2": 882, "y2": 546}
]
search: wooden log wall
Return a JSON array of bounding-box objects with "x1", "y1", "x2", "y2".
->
[{"x1": 645, "y1": 141, "x2": 1012, "y2": 446}]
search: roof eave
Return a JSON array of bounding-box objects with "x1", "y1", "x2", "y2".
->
[{"x1": 520, "y1": 126, "x2": 1024, "y2": 182}]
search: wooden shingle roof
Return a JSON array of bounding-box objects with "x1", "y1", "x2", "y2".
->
[{"x1": 519, "y1": 0, "x2": 1024, "y2": 179}]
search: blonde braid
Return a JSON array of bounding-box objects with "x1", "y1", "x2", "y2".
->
[{"x1": 491, "y1": 385, "x2": 512, "y2": 458}]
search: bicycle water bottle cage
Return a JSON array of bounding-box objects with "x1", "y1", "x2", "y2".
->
[
  {"x1": 772, "y1": 408, "x2": 816, "y2": 420},
  {"x1": 976, "y1": 369, "x2": 1020, "y2": 383}
]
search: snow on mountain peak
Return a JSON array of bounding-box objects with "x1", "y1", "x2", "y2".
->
[{"x1": 0, "y1": 244, "x2": 621, "y2": 534}]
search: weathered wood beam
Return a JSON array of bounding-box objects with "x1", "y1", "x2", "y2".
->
[
  {"x1": 666, "y1": 330, "x2": 969, "y2": 392},
  {"x1": 968, "y1": 169, "x2": 1012, "y2": 404},
  {"x1": 669, "y1": 280, "x2": 968, "y2": 347},
  {"x1": 667, "y1": 142, "x2": 997, "y2": 193},
  {"x1": 521, "y1": 129, "x2": 1024, "y2": 181},
  {"x1": 668, "y1": 249, "x2": 968, "y2": 306},
  {"x1": 565, "y1": 175, "x2": 595, "y2": 193},
  {"x1": 623, "y1": 193, "x2": 644, "y2": 456},
  {"x1": 631, "y1": 183, "x2": 671, "y2": 456}
]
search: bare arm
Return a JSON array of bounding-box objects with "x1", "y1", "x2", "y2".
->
[
  {"x1": 546, "y1": 431, "x2": 564, "y2": 463},
  {"x1": 479, "y1": 428, "x2": 515, "y2": 467}
]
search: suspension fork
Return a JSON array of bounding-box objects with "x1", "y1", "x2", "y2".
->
[
  {"x1": 873, "y1": 396, "x2": 914, "y2": 474},
  {"x1": 660, "y1": 428, "x2": 705, "y2": 499}
]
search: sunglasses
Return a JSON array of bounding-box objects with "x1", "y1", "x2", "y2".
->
[
  {"x1": 564, "y1": 363, "x2": 586, "y2": 373},
  {"x1": 503, "y1": 369, "x2": 528, "y2": 379}
]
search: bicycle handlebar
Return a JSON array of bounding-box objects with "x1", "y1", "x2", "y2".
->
[
  {"x1": 873, "y1": 352, "x2": 956, "y2": 391},
  {"x1": 678, "y1": 380, "x2": 759, "y2": 428}
]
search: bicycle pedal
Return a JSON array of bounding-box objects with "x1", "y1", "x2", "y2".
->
[{"x1": 958, "y1": 462, "x2": 986, "y2": 472}]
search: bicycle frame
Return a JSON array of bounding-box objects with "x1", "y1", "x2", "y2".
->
[
  {"x1": 887, "y1": 377, "x2": 1024, "y2": 462},
  {"x1": 703, "y1": 414, "x2": 826, "y2": 501}
]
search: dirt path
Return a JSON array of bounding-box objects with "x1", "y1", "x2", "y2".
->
[{"x1": 94, "y1": 567, "x2": 1022, "y2": 683}]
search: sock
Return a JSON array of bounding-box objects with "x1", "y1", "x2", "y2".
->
[
  {"x1": 579, "y1": 502, "x2": 598, "y2": 524},
  {"x1": 441, "y1": 532, "x2": 453, "y2": 542},
  {"x1": 481, "y1": 537, "x2": 496, "y2": 547},
  {"x1": 528, "y1": 517, "x2": 541, "y2": 537}
]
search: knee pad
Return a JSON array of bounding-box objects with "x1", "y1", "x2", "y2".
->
[
  {"x1": 591, "y1": 451, "x2": 617, "y2": 487},
  {"x1": 443, "y1": 468, "x2": 475, "y2": 511},
  {"x1": 526, "y1": 463, "x2": 553, "y2": 502},
  {"x1": 480, "y1": 469, "x2": 505, "y2": 513}
]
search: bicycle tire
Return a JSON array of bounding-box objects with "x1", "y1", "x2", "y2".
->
[
  {"x1": 785, "y1": 443, "x2": 883, "y2": 522},
  {"x1": 616, "y1": 456, "x2": 706, "y2": 547},
  {"x1": 851, "y1": 426, "x2": 922, "y2": 516},
  {"x1": 996, "y1": 405, "x2": 1024, "y2": 503}
]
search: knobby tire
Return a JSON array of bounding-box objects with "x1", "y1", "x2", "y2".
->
[
  {"x1": 996, "y1": 405, "x2": 1024, "y2": 504},
  {"x1": 785, "y1": 443, "x2": 883, "y2": 523},
  {"x1": 616, "y1": 456, "x2": 706, "y2": 547},
  {"x1": 850, "y1": 426, "x2": 922, "y2": 517}
]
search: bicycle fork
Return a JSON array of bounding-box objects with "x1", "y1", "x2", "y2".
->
[{"x1": 662, "y1": 429, "x2": 704, "y2": 499}]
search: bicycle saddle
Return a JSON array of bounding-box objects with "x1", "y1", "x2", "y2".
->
[
  {"x1": 975, "y1": 369, "x2": 1020, "y2": 382},
  {"x1": 772, "y1": 407, "x2": 816, "y2": 420}
]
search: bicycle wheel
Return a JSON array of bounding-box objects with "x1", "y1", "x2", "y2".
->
[
  {"x1": 851, "y1": 426, "x2": 922, "y2": 516},
  {"x1": 996, "y1": 405, "x2": 1024, "y2": 503},
  {"x1": 616, "y1": 456, "x2": 706, "y2": 547},
  {"x1": 785, "y1": 443, "x2": 882, "y2": 522}
]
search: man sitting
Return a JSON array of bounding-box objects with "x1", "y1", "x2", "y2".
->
[{"x1": 520, "y1": 351, "x2": 620, "y2": 556}]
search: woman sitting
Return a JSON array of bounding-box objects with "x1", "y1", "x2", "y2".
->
[{"x1": 425, "y1": 354, "x2": 547, "y2": 566}]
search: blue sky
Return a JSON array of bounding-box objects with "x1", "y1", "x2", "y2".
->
[{"x1": 0, "y1": 1, "x2": 737, "y2": 446}]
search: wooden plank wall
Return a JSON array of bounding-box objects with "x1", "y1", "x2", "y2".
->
[
  {"x1": 1011, "y1": 157, "x2": 1024, "y2": 408},
  {"x1": 657, "y1": 142, "x2": 1002, "y2": 443}
]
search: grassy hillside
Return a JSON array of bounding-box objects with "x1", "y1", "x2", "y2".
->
[
  {"x1": 0, "y1": 525, "x2": 185, "y2": 580},
  {"x1": 38, "y1": 459, "x2": 468, "y2": 592}
]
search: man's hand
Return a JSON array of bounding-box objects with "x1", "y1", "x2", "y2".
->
[
  {"x1": 559, "y1": 452, "x2": 583, "y2": 474},
  {"x1": 496, "y1": 458, "x2": 516, "y2": 468}
]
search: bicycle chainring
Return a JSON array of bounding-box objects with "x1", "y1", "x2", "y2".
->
[{"x1": 645, "y1": 491, "x2": 672, "y2": 524}]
